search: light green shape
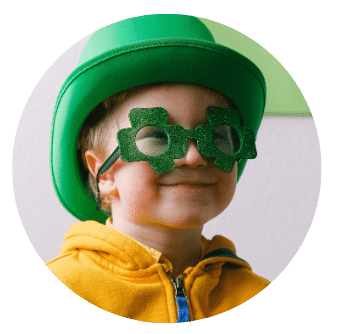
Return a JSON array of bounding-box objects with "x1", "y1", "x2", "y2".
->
[{"x1": 200, "y1": 18, "x2": 311, "y2": 117}]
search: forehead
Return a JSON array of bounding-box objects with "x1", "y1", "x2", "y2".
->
[{"x1": 113, "y1": 83, "x2": 229, "y2": 128}]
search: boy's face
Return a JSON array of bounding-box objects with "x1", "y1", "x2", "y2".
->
[{"x1": 98, "y1": 83, "x2": 237, "y2": 230}]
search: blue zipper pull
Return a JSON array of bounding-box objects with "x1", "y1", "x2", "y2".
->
[{"x1": 167, "y1": 272, "x2": 190, "y2": 323}]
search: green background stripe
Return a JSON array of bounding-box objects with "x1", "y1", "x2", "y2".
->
[{"x1": 200, "y1": 18, "x2": 311, "y2": 117}]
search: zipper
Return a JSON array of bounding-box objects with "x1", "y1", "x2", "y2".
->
[
  {"x1": 166, "y1": 272, "x2": 190, "y2": 323},
  {"x1": 162, "y1": 248, "x2": 247, "y2": 322}
]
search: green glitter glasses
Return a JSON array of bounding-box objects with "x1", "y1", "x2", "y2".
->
[{"x1": 95, "y1": 107, "x2": 257, "y2": 209}]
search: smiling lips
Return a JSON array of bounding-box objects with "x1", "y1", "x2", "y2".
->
[
  {"x1": 163, "y1": 182, "x2": 215, "y2": 186},
  {"x1": 159, "y1": 181, "x2": 217, "y2": 190},
  {"x1": 158, "y1": 171, "x2": 218, "y2": 188}
]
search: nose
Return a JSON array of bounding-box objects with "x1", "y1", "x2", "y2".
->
[{"x1": 174, "y1": 139, "x2": 208, "y2": 168}]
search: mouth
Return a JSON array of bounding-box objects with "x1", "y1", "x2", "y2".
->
[{"x1": 160, "y1": 182, "x2": 216, "y2": 188}]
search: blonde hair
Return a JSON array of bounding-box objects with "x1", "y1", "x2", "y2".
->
[{"x1": 78, "y1": 83, "x2": 238, "y2": 214}]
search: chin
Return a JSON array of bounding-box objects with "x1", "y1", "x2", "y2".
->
[{"x1": 161, "y1": 210, "x2": 216, "y2": 230}]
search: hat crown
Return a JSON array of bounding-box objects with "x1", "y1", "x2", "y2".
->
[{"x1": 78, "y1": 14, "x2": 215, "y2": 66}]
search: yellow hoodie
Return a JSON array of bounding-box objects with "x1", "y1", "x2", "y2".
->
[{"x1": 46, "y1": 220, "x2": 270, "y2": 323}]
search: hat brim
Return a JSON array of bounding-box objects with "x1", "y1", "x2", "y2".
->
[{"x1": 51, "y1": 38, "x2": 266, "y2": 223}]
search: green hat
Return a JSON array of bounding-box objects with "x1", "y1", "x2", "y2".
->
[{"x1": 50, "y1": 14, "x2": 266, "y2": 224}]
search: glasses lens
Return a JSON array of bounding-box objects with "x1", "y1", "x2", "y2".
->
[
  {"x1": 213, "y1": 125, "x2": 240, "y2": 154},
  {"x1": 135, "y1": 126, "x2": 169, "y2": 156}
]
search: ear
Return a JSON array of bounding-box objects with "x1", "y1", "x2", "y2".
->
[
  {"x1": 84, "y1": 150, "x2": 103, "y2": 179},
  {"x1": 85, "y1": 149, "x2": 118, "y2": 198}
]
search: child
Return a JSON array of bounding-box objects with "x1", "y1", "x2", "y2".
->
[{"x1": 47, "y1": 14, "x2": 269, "y2": 323}]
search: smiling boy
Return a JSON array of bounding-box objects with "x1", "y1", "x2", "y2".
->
[{"x1": 47, "y1": 14, "x2": 269, "y2": 322}]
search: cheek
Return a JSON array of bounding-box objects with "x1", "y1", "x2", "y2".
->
[
  {"x1": 216, "y1": 167, "x2": 237, "y2": 209},
  {"x1": 114, "y1": 162, "x2": 159, "y2": 203}
]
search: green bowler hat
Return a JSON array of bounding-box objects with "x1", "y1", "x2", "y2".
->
[{"x1": 50, "y1": 14, "x2": 266, "y2": 224}]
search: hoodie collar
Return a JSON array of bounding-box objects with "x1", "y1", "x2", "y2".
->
[{"x1": 60, "y1": 220, "x2": 251, "y2": 272}]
